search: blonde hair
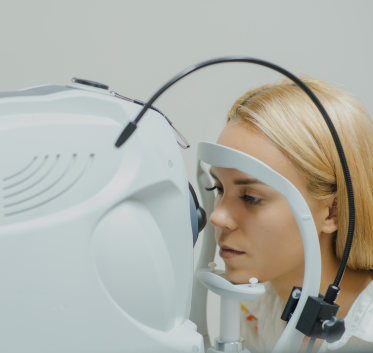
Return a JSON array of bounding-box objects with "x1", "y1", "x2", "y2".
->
[{"x1": 227, "y1": 77, "x2": 373, "y2": 270}]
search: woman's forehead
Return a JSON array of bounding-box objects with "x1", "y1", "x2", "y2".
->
[
  {"x1": 214, "y1": 123, "x2": 307, "y2": 190},
  {"x1": 209, "y1": 166, "x2": 261, "y2": 184},
  {"x1": 217, "y1": 123, "x2": 284, "y2": 167}
]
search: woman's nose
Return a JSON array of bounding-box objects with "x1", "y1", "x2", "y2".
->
[{"x1": 209, "y1": 203, "x2": 237, "y2": 231}]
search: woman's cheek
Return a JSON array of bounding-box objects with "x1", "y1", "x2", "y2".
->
[{"x1": 246, "y1": 205, "x2": 303, "y2": 278}]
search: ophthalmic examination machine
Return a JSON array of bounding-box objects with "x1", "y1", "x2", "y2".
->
[{"x1": 0, "y1": 57, "x2": 352, "y2": 353}]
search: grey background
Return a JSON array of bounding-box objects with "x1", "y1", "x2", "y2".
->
[{"x1": 1, "y1": 0, "x2": 372, "y2": 344}]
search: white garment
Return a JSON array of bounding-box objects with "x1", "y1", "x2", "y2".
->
[
  {"x1": 240, "y1": 282, "x2": 286, "y2": 353},
  {"x1": 240, "y1": 280, "x2": 373, "y2": 353}
]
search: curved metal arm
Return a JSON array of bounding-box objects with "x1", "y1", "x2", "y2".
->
[{"x1": 193, "y1": 142, "x2": 322, "y2": 353}]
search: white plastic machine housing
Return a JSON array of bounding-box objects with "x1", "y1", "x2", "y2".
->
[
  {"x1": 0, "y1": 83, "x2": 203, "y2": 352},
  {"x1": 190, "y1": 142, "x2": 322, "y2": 353}
]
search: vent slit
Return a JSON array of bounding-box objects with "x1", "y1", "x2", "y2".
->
[
  {"x1": 4, "y1": 155, "x2": 94, "y2": 216},
  {"x1": 4, "y1": 155, "x2": 76, "y2": 208},
  {"x1": 3, "y1": 157, "x2": 38, "y2": 181},
  {"x1": 4, "y1": 156, "x2": 49, "y2": 190},
  {"x1": 4, "y1": 155, "x2": 60, "y2": 199}
]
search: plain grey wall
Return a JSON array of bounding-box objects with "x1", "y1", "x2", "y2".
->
[{"x1": 1, "y1": 0, "x2": 372, "y2": 345}]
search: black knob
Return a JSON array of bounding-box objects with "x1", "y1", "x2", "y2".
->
[{"x1": 322, "y1": 316, "x2": 345, "y2": 343}]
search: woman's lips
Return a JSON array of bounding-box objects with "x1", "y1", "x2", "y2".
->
[{"x1": 219, "y1": 246, "x2": 245, "y2": 259}]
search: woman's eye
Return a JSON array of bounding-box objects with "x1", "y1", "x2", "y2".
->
[
  {"x1": 205, "y1": 185, "x2": 223, "y2": 194},
  {"x1": 205, "y1": 186, "x2": 262, "y2": 205},
  {"x1": 239, "y1": 195, "x2": 262, "y2": 205}
]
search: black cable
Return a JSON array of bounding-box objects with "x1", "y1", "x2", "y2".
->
[
  {"x1": 112, "y1": 92, "x2": 189, "y2": 149},
  {"x1": 115, "y1": 56, "x2": 355, "y2": 292}
]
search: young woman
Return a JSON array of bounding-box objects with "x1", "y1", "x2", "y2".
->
[{"x1": 207, "y1": 78, "x2": 373, "y2": 352}]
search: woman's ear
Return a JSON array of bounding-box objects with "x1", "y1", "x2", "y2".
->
[{"x1": 321, "y1": 194, "x2": 338, "y2": 234}]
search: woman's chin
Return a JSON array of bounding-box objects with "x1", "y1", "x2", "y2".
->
[{"x1": 225, "y1": 266, "x2": 261, "y2": 284}]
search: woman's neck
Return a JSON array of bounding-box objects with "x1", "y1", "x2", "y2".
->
[{"x1": 270, "y1": 232, "x2": 373, "y2": 318}]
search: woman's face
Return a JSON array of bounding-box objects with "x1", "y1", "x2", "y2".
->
[{"x1": 209, "y1": 121, "x2": 327, "y2": 284}]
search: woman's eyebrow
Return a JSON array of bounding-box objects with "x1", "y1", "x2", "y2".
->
[{"x1": 209, "y1": 170, "x2": 265, "y2": 185}]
